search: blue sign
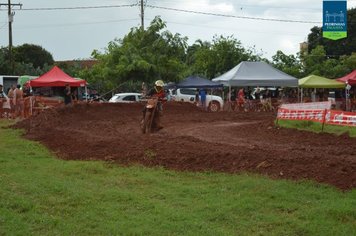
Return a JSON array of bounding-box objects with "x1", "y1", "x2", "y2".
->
[{"x1": 323, "y1": 0, "x2": 347, "y2": 40}]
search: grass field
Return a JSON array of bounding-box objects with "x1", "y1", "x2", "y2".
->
[
  {"x1": 276, "y1": 119, "x2": 356, "y2": 137},
  {"x1": 0, "y1": 121, "x2": 355, "y2": 235}
]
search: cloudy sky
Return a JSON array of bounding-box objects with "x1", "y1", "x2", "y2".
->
[{"x1": 0, "y1": 0, "x2": 355, "y2": 61}]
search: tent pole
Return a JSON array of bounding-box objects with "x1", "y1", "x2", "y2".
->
[
  {"x1": 345, "y1": 83, "x2": 349, "y2": 111},
  {"x1": 30, "y1": 86, "x2": 33, "y2": 116},
  {"x1": 229, "y1": 86, "x2": 231, "y2": 102},
  {"x1": 301, "y1": 88, "x2": 303, "y2": 103}
]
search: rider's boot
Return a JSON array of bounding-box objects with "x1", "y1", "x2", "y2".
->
[{"x1": 155, "y1": 112, "x2": 164, "y2": 130}]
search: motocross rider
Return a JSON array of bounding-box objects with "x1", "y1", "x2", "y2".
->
[{"x1": 144, "y1": 80, "x2": 166, "y2": 129}]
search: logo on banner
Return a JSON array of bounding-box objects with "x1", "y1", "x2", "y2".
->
[{"x1": 323, "y1": 0, "x2": 347, "y2": 40}]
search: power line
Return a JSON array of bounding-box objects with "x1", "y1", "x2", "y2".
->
[
  {"x1": 159, "y1": 19, "x2": 306, "y2": 37},
  {"x1": 149, "y1": 0, "x2": 322, "y2": 12},
  {"x1": 2, "y1": 2, "x2": 354, "y2": 25},
  {"x1": 145, "y1": 4, "x2": 321, "y2": 24},
  {"x1": 15, "y1": 18, "x2": 139, "y2": 30},
  {"x1": 3, "y1": 4, "x2": 137, "y2": 11}
]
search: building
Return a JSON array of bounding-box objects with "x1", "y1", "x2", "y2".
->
[{"x1": 0, "y1": 75, "x2": 19, "y2": 93}]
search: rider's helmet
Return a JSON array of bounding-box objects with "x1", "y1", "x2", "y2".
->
[{"x1": 154, "y1": 80, "x2": 164, "y2": 92}]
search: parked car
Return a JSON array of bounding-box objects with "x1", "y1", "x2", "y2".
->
[
  {"x1": 82, "y1": 93, "x2": 106, "y2": 102},
  {"x1": 170, "y1": 88, "x2": 223, "y2": 112},
  {"x1": 109, "y1": 93, "x2": 142, "y2": 103}
]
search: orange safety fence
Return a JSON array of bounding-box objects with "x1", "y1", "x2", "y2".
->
[
  {"x1": 0, "y1": 96, "x2": 64, "y2": 119},
  {"x1": 277, "y1": 107, "x2": 356, "y2": 127}
]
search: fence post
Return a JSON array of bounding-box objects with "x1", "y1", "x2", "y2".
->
[
  {"x1": 275, "y1": 108, "x2": 280, "y2": 126},
  {"x1": 321, "y1": 109, "x2": 327, "y2": 132}
]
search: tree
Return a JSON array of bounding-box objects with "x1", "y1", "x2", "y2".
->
[
  {"x1": 189, "y1": 35, "x2": 262, "y2": 79},
  {"x1": 0, "y1": 45, "x2": 53, "y2": 75},
  {"x1": 0, "y1": 47, "x2": 11, "y2": 74},
  {"x1": 301, "y1": 46, "x2": 356, "y2": 78},
  {"x1": 13, "y1": 43, "x2": 54, "y2": 69},
  {"x1": 271, "y1": 50, "x2": 304, "y2": 78},
  {"x1": 82, "y1": 16, "x2": 189, "y2": 93}
]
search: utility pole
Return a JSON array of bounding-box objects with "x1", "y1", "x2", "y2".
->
[
  {"x1": 140, "y1": 0, "x2": 144, "y2": 30},
  {"x1": 0, "y1": 0, "x2": 22, "y2": 74}
]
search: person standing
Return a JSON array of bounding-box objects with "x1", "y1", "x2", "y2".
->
[
  {"x1": 254, "y1": 87, "x2": 261, "y2": 100},
  {"x1": 64, "y1": 84, "x2": 72, "y2": 106},
  {"x1": 195, "y1": 89, "x2": 200, "y2": 106},
  {"x1": 7, "y1": 84, "x2": 16, "y2": 118},
  {"x1": 237, "y1": 88, "x2": 245, "y2": 111},
  {"x1": 141, "y1": 82, "x2": 148, "y2": 97},
  {"x1": 0, "y1": 84, "x2": 6, "y2": 117},
  {"x1": 199, "y1": 89, "x2": 207, "y2": 111},
  {"x1": 13, "y1": 85, "x2": 24, "y2": 119}
]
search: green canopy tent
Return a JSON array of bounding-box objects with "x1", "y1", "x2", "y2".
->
[
  {"x1": 298, "y1": 75, "x2": 345, "y2": 102},
  {"x1": 299, "y1": 75, "x2": 345, "y2": 88}
]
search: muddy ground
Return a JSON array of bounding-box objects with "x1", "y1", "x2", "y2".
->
[{"x1": 14, "y1": 102, "x2": 356, "y2": 190}]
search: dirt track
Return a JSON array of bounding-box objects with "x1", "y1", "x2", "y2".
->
[{"x1": 15, "y1": 102, "x2": 356, "y2": 190}]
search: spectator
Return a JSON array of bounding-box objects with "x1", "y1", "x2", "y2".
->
[
  {"x1": 237, "y1": 88, "x2": 245, "y2": 111},
  {"x1": 72, "y1": 89, "x2": 78, "y2": 102},
  {"x1": 141, "y1": 82, "x2": 148, "y2": 97},
  {"x1": 64, "y1": 84, "x2": 72, "y2": 106},
  {"x1": 230, "y1": 89, "x2": 236, "y2": 102},
  {"x1": 165, "y1": 89, "x2": 172, "y2": 101},
  {"x1": 7, "y1": 84, "x2": 16, "y2": 117},
  {"x1": 0, "y1": 84, "x2": 6, "y2": 117},
  {"x1": 230, "y1": 88, "x2": 237, "y2": 110},
  {"x1": 199, "y1": 89, "x2": 207, "y2": 110},
  {"x1": 13, "y1": 85, "x2": 24, "y2": 119},
  {"x1": 195, "y1": 89, "x2": 200, "y2": 105},
  {"x1": 254, "y1": 87, "x2": 261, "y2": 100}
]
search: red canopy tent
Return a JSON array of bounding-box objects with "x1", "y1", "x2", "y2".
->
[
  {"x1": 29, "y1": 66, "x2": 87, "y2": 87},
  {"x1": 337, "y1": 70, "x2": 356, "y2": 86}
]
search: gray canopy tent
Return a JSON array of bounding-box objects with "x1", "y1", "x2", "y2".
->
[
  {"x1": 212, "y1": 61, "x2": 298, "y2": 87},
  {"x1": 176, "y1": 75, "x2": 223, "y2": 88}
]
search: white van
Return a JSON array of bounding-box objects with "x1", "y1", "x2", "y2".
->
[{"x1": 170, "y1": 88, "x2": 223, "y2": 112}]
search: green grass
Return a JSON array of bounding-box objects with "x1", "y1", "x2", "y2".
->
[
  {"x1": 276, "y1": 119, "x2": 356, "y2": 137},
  {"x1": 0, "y1": 121, "x2": 355, "y2": 235}
]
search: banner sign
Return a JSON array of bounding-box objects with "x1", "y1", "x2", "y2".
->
[
  {"x1": 325, "y1": 110, "x2": 356, "y2": 126},
  {"x1": 277, "y1": 108, "x2": 326, "y2": 123},
  {"x1": 277, "y1": 108, "x2": 356, "y2": 127},
  {"x1": 280, "y1": 101, "x2": 332, "y2": 110},
  {"x1": 323, "y1": 0, "x2": 347, "y2": 40}
]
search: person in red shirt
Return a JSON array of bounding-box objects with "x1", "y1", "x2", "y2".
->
[
  {"x1": 147, "y1": 80, "x2": 166, "y2": 100},
  {"x1": 144, "y1": 80, "x2": 166, "y2": 130},
  {"x1": 237, "y1": 88, "x2": 245, "y2": 111}
]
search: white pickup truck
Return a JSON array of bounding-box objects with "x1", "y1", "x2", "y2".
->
[{"x1": 170, "y1": 88, "x2": 224, "y2": 112}]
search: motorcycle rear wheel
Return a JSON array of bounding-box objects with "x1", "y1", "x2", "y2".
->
[{"x1": 143, "y1": 110, "x2": 153, "y2": 134}]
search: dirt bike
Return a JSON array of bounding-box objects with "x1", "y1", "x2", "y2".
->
[{"x1": 141, "y1": 97, "x2": 158, "y2": 134}]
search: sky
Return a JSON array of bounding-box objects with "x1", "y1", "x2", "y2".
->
[{"x1": 0, "y1": 0, "x2": 355, "y2": 61}]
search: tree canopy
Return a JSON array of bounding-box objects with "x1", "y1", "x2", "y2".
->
[
  {"x1": 79, "y1": 17, "x2": 263, "y2": 93},
  {"x1": 0, "y1": 44, "x2": 54, "y2": 75},
  {"x1": 79, "y1": 17, "x2": 189, "y2": 92}
]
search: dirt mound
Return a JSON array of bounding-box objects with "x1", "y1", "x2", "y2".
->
[{"x1": 15, "y1": 102, "x2": 356, "y2": 190}]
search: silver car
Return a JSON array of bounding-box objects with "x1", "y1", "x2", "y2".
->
[{"x1": 108, "y1": 93, "x2": 142, "y2": 103}]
